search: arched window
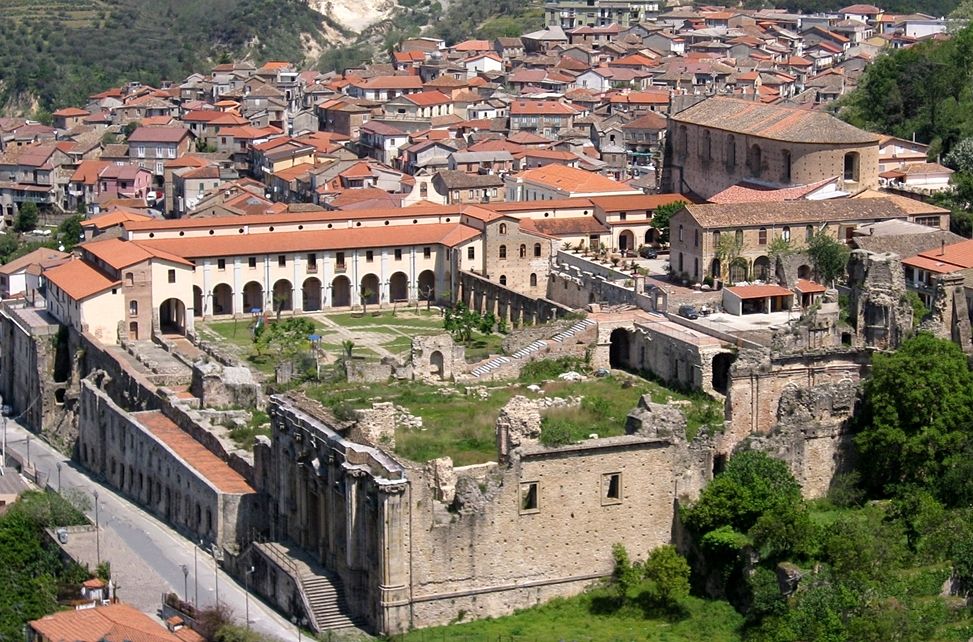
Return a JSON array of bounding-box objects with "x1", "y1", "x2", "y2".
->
[
  {"x1": 806, "y1": 224, "x2": 814, "y2": 241},
  {"x1": 129, "y1": 301, "x2": 138, "y2": 317},
  {"x1": 125, "y1": 272, "x2": 134, "y2": 286},
  {"x1": 533, "y1": 243, "x2": 541, "y2": 257},
  {"x1": 713, "y1": 230, "x2": 721, "y2": 245},
  {"x1": 747, "y1": 144, "x2": 762, "y2": 177},
  {"x1": 758, "y1": 227, "x2": 767, "y2": 245},
  {"x1": 701, "y1": 130, "x2": 712, "y2": 161},
  {"x1": 519, "y1": 244, "x2": 527, "y2": 258},
  {"x1": 678, "y1": 224, "x2": 684, "y2": 242},
  {"x1": 782, "y1": 226, "x2": 791, "y2": 241},
  {"x1": 782, "y1": 149, "x2": 792, "y2": 183},
  {"x1": 530, "y1": 273, "x2": 537, "y2": 287},
  {"x1": 844, "y1": 152, "x2": 860, "y2": 182},
  {"x1": 499, "y1": 223, "x2": 507, "y2": 235},
  {"x1": 499, "y1": 275, "x2": 507, "y2": 286},
  {"x1": 725, "y1": 134, "x2": 736, "y2": 168},
  {"x1": 499, "y1": 244, "x2": 507, "y2": 259},
  {"x1": 678, "y1": 125, "x2": 688, "y2": 153},
  {"x1": 735, "y1": 229, "x2": 743, "y2": 245}
]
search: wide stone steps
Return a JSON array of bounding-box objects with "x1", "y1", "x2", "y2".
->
[
  {"x1": 469, "y1": 318, "x2": 597, "y2": 378},
  {"x1": 470, "y1": 355, "x2": 510, "y2": 377},
  {"x1": 550, "y1": 318, "x2": 596, "y2": 343}
]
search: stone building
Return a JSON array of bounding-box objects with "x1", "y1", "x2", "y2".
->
[
  {"x1": 257, "y1": 393, "x2": 692, "y2": 635},
  {"x1": 666, "y1": 97, "x2": 880, "y2": 199}
]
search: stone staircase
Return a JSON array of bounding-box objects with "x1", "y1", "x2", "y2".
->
[
  {"x1": 469, "y1": 318, "x2": 597, "y2": 379},
  {"x1": 253, "y1": 541, "x2": 360, "y2": 632}
]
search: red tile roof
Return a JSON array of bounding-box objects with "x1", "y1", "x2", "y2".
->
[
  {"x1": 44, "y1": 258, "x2": 120, "y2": 300},
  {"x1": 30, "y1": 603, "x2": 187, "y2": 642},
  {"x1": 727, "y1": 284, "x2": 793, "y2": 298}
]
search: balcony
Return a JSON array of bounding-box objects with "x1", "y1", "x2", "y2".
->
[
  {"x1": 306, "y1": 263, "x2": 318, "y2": 274},
  {"x1": 335, "y1": 263, "x2": 347, "y2": 273}
]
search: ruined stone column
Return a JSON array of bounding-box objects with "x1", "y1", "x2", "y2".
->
[
  {"x1": 345, "y1": 469, "x2": 365, "y2": 570},
  {"x1": 377, "y1": 482, "x2": 410, "y2": 634}
]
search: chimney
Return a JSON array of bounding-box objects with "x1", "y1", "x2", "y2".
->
[{"x1": 941, "y1": 239, "x2": 946, "y2": 256}]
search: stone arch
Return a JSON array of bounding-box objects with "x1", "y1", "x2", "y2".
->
[
  {"x1": 417, "y1": 270, "x2": 435, "y2": 301},
  {"x1": 729, "y1": 258, "x2": 748, "y2": 283},
  {"x1": 530, "y1": 273, "x2": 537, "y2": 287},
  {"x1": 747, "y1": 143, "x2": 762, "y2": 177},
  {"x1": 273, "y1": 279, "x2": 293, "y2": 312},
  {"x1": 725, "y1": 134, "x2": 736, "y2": 168},
  {"x1": 192, "y1": 286, "x2": 202, "y2": 317},
  {"x1": 701, "y1": 129, "x2": 712, "y2": 161},
  {"x1": 618, "y1": 229, "x2": 635, "y2": 253},
  {"x1": 389, "y1": 271, "x2": 408, "y2": 302},
  {"x1": 753, "y1": 256, "x2": 771, "y2": 281},
  {"x1": 429, "y1": 350, "x2": 445, "y2": 379},
  {"x1": 519, "y1": 244, "x2": 527, "y2": 258},
  {"x1": 159, "y1": 298, "x2": 187, "y2": 334},
  {"x1": 843, "y1": 151, "x2": 860, "y2": 182},
  {"x1": 710, "y1": 258, "x2": 721, "y2": 279},
  {"x1": 677, "y1": 125, "x2": 688, "y2": 153},
  {"x1": 213, "y1": 283, "x2": 232, "y2": 315},
  {"x1": 303, "y1": 277, "x2": 322, "y2": 311},
  {"x1": 609, "y1": 327, "x2": 630, "y2": 369},
  {"x1": 499, "y1": 244, "x2": 507, "y2": 260},
  {"x1": 499, "y1": 275, "x2": 507, "y2": 286},
  {"x1": 243, "y1": 281, "x2": 263, "y2": 312},
  {"x1": 781, "y1": 149, "x2": 792, "y2": 182},
  {"x1": 533, "y1": 242, "x2": 542, "y2": 257},
  {"x1": 360, "y1": 274, "x2": 380, "y2": 305},
  {"x1": 798, "y1": 264, "x2": 812, "y2": 279},
  {"x1": 712, "y1": 352, "x2": 735, "y2": 394},
  {"x1": 331, "y1": 275, "x2": 351, "y2": 307}
]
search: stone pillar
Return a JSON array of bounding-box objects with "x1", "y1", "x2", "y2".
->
[
  {"x1": 233, "y1": 258, "x2": 243, "y2": 316},
  {"x1": 345, "y1": 469, "x2": 362, "y2": 569},
  {"x1": 377, "y1": 483, "x2": 410, "y2": 634},
  {"x1": 293, "y1": 257, "x2": 304, "y2": 313}
]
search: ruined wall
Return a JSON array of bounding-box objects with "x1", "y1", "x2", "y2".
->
[
  {"x1": 190, "y1": 361, "x2": 262, "y2": 409},
  {"x1": 847, "y1": 250, "x2": 914, "y2": 350},
  {"x1": 457, "y1": 271, "x2": 571, "y2": 327},
  {"x1": 547, "y1": 265, "x2": 663, "y2": 313},
  {"x1": 411, "y1": 334, "x2": 465, "y2": 381}
]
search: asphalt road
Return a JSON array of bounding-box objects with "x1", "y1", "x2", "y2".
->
[{"x1": 3, "y1": 419, "x2": 303, "y2": 641}]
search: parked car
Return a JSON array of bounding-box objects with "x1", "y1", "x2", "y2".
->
[
  {"x1": 677, "y1": 304, "x2": 699, "y2": 320},
  {"x1": 639, "y1": 247, "x2": 658, "y2": 259}
]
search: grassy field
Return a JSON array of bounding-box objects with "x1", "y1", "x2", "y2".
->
[
  {"x1": 388, "y1": 590, "x2": 743, "y2": 642},
  {"x1": 306, "y1": 369, "x2": 723, "y2": 465}
]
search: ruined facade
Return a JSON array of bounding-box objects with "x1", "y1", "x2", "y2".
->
[{"x1": 846, "y1": 250, "x2": 914, "y2": 349}]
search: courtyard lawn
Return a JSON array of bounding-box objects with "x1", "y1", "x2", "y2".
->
[
  {"x1": 389, "y1": 590, "x2": 743, "y2": 642},
  {"x1": 324, "y1": 309, "x2": 444, "y2": 330}
]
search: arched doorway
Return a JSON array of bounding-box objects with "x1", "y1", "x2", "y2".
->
[
  {"x1": 645, "y1": 229, "x2": 657, "y2": 245},
  {"x1": 212, "y1": 284, "x2": 232, "y2": 315},
  {"x1": 302, "y1": 277, "x2": 322, "y2": 311},
  {"x1": 192, "y1": 286, "x2": 202, "y2": 317},
  {"x1": 798, "y1": 264, "x2": 811, "y2": 279},
  {"x1": 389, "y1": 272, "x2": 408, "y2": 303},
  {"x1": 273, "y1": 279, "x2": 293, "y2": 312},
  {"x1": 360, "y1": 274, "x2": 379, "y2": 306},
  {"x1": 710, "y1": 258, "x2": 721, "y2": 280},
  {"x1": 159, "y1": 298, "x2": 187, "y2": 334},
  {"x1": 729, "y1": 259, "x2": 748, "y2": 283},
  {"x1": 430, "y1": 350, "x2": 444, "y2": 379},
  {"x1": 331, "y1": 275, "x2": 351, "y2": 308},
  {"x1": 618, "y1": 229, "x2": 635, "y2": 254},
  {"x1": 712, "y1": 352, "x2": 735, "y2": 395},
  {"x1": 417, "y1": 270, "x2": 435, "y2": 301},
  {"x1": 753, "y1": 256, "x2": 771, "y2": 281},
  {"x1": 243, "y1": 281, "x2": 263, "y2": 313},
  {"x1": 609, "y1": 327, "x2": 630, "y2": 369}
]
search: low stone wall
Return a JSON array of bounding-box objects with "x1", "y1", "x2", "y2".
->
[
  {"x1": 547, "y1": 266, "x2": 663, "y2": 313},
  {"x1": 457, "y1": 271, "x2": 571, "y2": 326}
]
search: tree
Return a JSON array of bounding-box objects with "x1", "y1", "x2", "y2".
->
[
  {"x1": 443, "y1": 303, "x2": 479, "y2": 345},
  {"x1": 805, "y1": 232, "x2": 849, "y2": 286},
  {"x1": 854, "y1": 333, "x2": 973, "y2": 499},
  {"x1": 650, "y1": 201, "x2": 686, "y2": 244},
  {"x1": 904, "y1": 290, "x2": 929, "y2": 327},
  {"x1": 14, "y1": 202, "x2": 39, "y2": 233},
  {"x1": 610, "y1": 543, "x2": 641, "y2": 603},
  {"x1": 254, "y1": 317, "x2": 316, "y2": 363},
  {"x1": 341, "y1": 340, "x2": 355, "y2": 361},
  {"x1": 56, "y1": 215, "x2": 84, "y2": 251},
  {"x1": 359, "y1": 287, "x2": 375, "y2": 314},
  {"x1": 944, "y1": 136, "x2": 973, "y2": 173},
  {"x1": 767, "y1": 236, "x2": 794, "y2": 262},
  {"x1": 642, "y1": 545, "x2": 691, "y2": 608},
  {"x1": 714, "y1": 233, "x2": 744, "y2": 282}
]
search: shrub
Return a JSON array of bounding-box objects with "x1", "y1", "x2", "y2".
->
[{"x1": 538, "y1": 416, "x2": 575, "y2": 447}]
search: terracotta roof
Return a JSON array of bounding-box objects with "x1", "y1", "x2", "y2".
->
[
  {"x1": 515, "y1": 165, "x2": 636, "y2": 195},
  {"x1": 453, "y1": 39, "x2": 492, "y2": 51},
  {"x1": 671, "y1": 97, "x2": 879, "y2": 144},
  {"x1": 127, "y1": 126, "x2": 190, "y2": 143},
  {"x1": 30, "y1": 602, "x2": 187, "y2": 642},
  {"x1": 137, "y1": 223, "x2": 480, "y2": 258},
  {"x1": 620, "y1": 112, "x2": 667, "y2": 130},
  {"x1": 81, "y1": 209, "x2": 153, "y2": 230},
  {"x1": 708, "y1": 177, "x2": 839, "y2": 204},
  {"x1": 52, "y1": 107, "x2": 90, "y2": 117},
  {"x1": 354, "y1": 76, "x2": 424, "y2": 90},
  {"x1": 589, "y1": 193, "x2": 687, "y2": 211},
  {"x1": 907, "y1": 238, "x2": 973, "y2": 271},
  {"x1": 680, "y1": 198, "x2": 908, "y2": 228},
  {"x1": 795, "y1": 278, "x2": 827, "y2": 293},
  {"x1": 71, "y1": 159, "x2": 111, "y2": 184},
  {"x1": 727, "y1": 284, "x2": 793, "y2": 298},
  {"x1": 81, "y1": 237, "x2": 193, "y2": 269},
  {"x1": 404, "y1": 91, "x2": 452, "y2": 107},
  {"x1": 851, "y1": 189, "x2": 950, "y2": 215},
  {"x1": 510, "y1": 100, "x2": 576, "y2": 116},
  {"x1": 0, "y1": 247, "x2": 69, "y2": 275},
  {"x1": 486, "y1": 198, "x2": 594, "y2": 212},
  {"x1": 523, "y1": 216, "x2": 609, "y2": 236},
  {"x1": 133, "y1": 410, "x2": 255, "y2": 493},
  {"x1": 43, "y1": 258, "x2": 120, "y2": 300}
]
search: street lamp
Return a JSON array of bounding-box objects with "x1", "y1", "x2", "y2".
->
[
  {"x1": 25, "y1": 434, "x2": 30, "y2": 469},
  {"x1": 210, "y1": 544, "x2": 221, "y2": 607},
  {"x1": 180, "y1": 564, "x2": 189, "y2": 603},
  {"x1": 245, "y1": 566, "x2": 255, "y2": 630},
  {"x1": 93, "y1": 489, "x2": 101, "y2": 567},
  {"x1": 56, "y1": 462, "x2": 62, "y2": 492},
  {"x1": 194, "y1": 540, "x2": 201, "y2": 606}
]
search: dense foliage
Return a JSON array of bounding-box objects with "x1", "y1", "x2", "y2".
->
[{"x1": 0, "y1": 491, "x2": 90, "y2": 641}]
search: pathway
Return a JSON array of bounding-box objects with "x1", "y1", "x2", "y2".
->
[{"x1": 313, "y1": 315, "x2": 395, "y2": 359}]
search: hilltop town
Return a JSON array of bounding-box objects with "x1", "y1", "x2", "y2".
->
[{"x1": 2, "y1": 3, "x2": 973, "y2": 642}]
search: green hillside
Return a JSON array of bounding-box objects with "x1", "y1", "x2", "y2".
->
[{"x1": 0, "y1": 0, "x2": 348, "y2": 114}]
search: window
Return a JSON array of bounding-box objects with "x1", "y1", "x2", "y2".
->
[
  {"x1": 129, "y1": 301, "x2": 138, "y2": 317},
  {"x1": 167, "y1": 269, "x2": 176, "y2": 283},
  {"x1": 530, "y1": 273, "x2": 537, "y2": 287},
  {"x1": 217, "y1": 259, "x2": 226, "y2": 271},
  {"x1": 747, "y1": 144, "x2": 762, "y2": 176},
  {"x1": 619, "y1": 212, "x2": 627, "y2": 221},
  {"x1": 758, "y1": 227, "x2": 768, "y2": 245},
  {"x1": 725, "y1": 134, "x2": 736, "y2": 167},
  {"x1": 805, "y1": 225, "x2": 814, "y2": 241},
  {"x1": 499, "y1": 275, "x2": 507, "y2": 286},
  {"x1": 307, "y1": 253, "x2": 317, "y2": 269},
  {"x1": 782, "y1": 226, "x2": 791, "y2": 241},
  {"x1": 469, "y1": 190, "x2": 475, "y2": 199},
  {"x1": 713, "y1": 230, "x2": 721, "y2": 245},
  {"x1": 248, "y1": 257, "x2": 257, "y2": 268},
  {"x1": 534, "y1": 243, "x2": 541, "y2": 257},
  {"x1": 519, "y1": 244, "x2": 527, "y2": 258},
  {"x1": 499, "y1": 244, "x2": 507, "y2": 259},
  {"x1": 694, "y1": 230, "x2": 699, "y2": 248},
  {"x1": 735, "y1": 229, "x2": 743, "y2": 245},
  {"x1": 701, "y1": 129, "x2": 712, "y2": 161},
  {"x1": 278, "y1": 255, "x2": 286, "y2": 267},
  {"x1": 782, "y1": 149, "x2": 792, "y2": 182},
  {"x1": 336, "y1": 252, "x2": 345, "y2": 268},
  {"x1": 678, "y1": 225, "x2": 684, "y2": 242},
  {"x1": 423, "y1": 247, "x2": 431, "y2": 259},
  {"x1": 125, "y1": 272, "x2": 134, "y2": 286},
  {"x1": 366, "y1": 250, "x2": 374, "y2": 262},
  {"x1": 602, "y1": 472, "x2": 622, "y2": 504},
  {"x1": 520, "y1": 481, "x2": 538, "y2": 512},
  {"x1": 843, "y1": 152, "x2": 860, "y2": 182},
  {"x1": 467, "y1": 246, "x2": 475, "y2": 260},
  {"x1": 499, "y1": 223, "x2": 507, "y2": 235}
]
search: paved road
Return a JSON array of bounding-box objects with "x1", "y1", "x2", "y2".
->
[{"x1": 3, "y1": 420, "x2": 302, "y2": 641}]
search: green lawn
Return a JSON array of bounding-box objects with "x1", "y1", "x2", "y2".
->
[
  {"x1": 390, "y1": 590, "x2": 743, "y2": 642},
  {"x1": 323, "y1": 309, "x2": 444, "y2": 329}
]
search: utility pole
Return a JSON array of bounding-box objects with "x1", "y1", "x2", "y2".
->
[
  {"x1": 181, "y1": 565, "x2": 189, "y2": 603},
  {"x1": 0, "y1": 394, "x2": 6, "y2": 474},
  {"x1": 93, "y1": 489, "x2": 100, "y2": 566},
  {"x1": 194, "y1": 541, "x2": 200, "y2": 606},
  {"x1": 56, "y1": 462, "x2": 62, "y2": 492},
  {"x1": 245, "y1": 566, "x2": 255, "y2": 629},
  {"x1": 211, "y1": 544, "x2": 220, "y2": 607}
]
